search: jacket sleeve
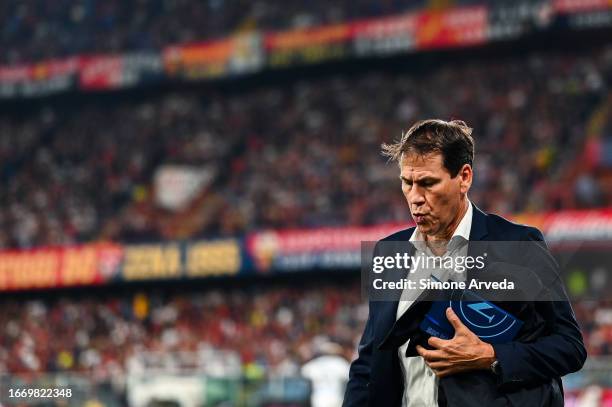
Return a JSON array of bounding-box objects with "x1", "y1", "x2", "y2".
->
[
  {"x1": 492, "y1": 227, "x2": 587, "y2": 386},
  {"x1": 343, "y1": 301, "x2": 374, "y2": 406}
]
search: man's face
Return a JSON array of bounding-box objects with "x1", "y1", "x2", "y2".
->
[{"x1": 400, "y1": 152, "x2": 470, "y2": 239}]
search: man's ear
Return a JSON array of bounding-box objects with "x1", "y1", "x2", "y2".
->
[{"x1": 459, "y1": 164, "x2": 472, "y2": 194}]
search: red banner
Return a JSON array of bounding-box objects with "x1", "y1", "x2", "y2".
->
[
  {"x1": 0, "y1": 209, "x2": 609, "y2": 289},
  {"x1": 247, "y1": 223, "x2": 407, "y2": 271},
  {"x1": 0, "y1": 243, "x2": 122, "y2": 291},
  {"x1": 553, "y1": 0, "x2": 612, "y2": 13},
  {"x1": 351, "y1": 13, "x2": 418, "y2": 39},
  {"x1": 415, "y1": 6, "x2": 488, "y2": 49},
  {"x1": 33, "y1": 57, "x2": 80, "y2": 80},
  {"x1": 513, "y1": 208, "x2": 612, "y2": 242},
  {"x1": 0, "y1": 65, "x2": 32, "y2": 83},
  {"x1": 265, "y1": 24, "x2": 352, "y2": 51},
  {"x1": 163, "y1": 38, "x2": 238, "y2": 78},
  {"x1": 247, "y1": 209, "x2": 612, "y2": 271},
  {"x1": 79, "y1": 55, "x2": 124, "y2": 90},
  {"x1": 0, "y1": 57, "x2": 79, "y2": 84},
  {"x1": 0, "y1": 2, "x2": 610, "y2": 98}
]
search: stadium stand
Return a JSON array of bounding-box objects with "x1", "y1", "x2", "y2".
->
[
  {"x1": 0, "y1": 47, "x2": 610, "y2": 248},
  {"x1": 0, "y1": 0, "x2": 433, "y2": 65},
  {"x1": 0, "y1": 282, "x2": 363, "y2": 377},
  {"x1": 1, "y1": 283, "x2": 611, "y2": 376}
]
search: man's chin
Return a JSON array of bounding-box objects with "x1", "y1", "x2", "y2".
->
[{"x1": 415, "y1": 224, "x2": 432, "y2": 236}]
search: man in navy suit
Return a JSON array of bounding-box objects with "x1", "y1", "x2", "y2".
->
[{"x1": 343, "y1": 119, "x2": 586, "y2": 406}]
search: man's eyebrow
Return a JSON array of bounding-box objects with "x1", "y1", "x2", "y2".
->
[
  {"x1": 399, "y1": 175, "x2": 439, "y2": 183},
  {"x1": 417, "y1": 176, "x2": 440, "y2": 182}
]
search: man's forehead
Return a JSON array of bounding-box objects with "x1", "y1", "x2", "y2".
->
[{"x1": 400, "y1": 152, "x2": 444, "y2": 173}]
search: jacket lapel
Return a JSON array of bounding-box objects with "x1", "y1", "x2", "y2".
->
[
  {"x1": 467, "y1": 205, "x2": 489, "y2": 282},
  {"x1": 469, "y1": 205, "x2": 488, "y2": 241},
  {"x1": 378, "y1": 204, "x2": 490, "y2": 349},
  {"x1": 375, "y1": 235, "x2": 416, "y2": 348}
]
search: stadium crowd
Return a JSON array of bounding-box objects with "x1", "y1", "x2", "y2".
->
[
  {"x1": 575, "y1": 300, "x2": 612, "y2": 357},
  {"x1": 0, "y1": 282, "x2": 609, "y2": 381},
  {"x1": 0, "y1": 282, "x2": 364, "y2": 381},
  {"x1": 0, "y1": 47, "x2": 611, "y2": 248},
  {"x1": 0, "y1": 0, "x2": 434, "y2": 65},
  {"x1": 0, "y1": 94, "x2": 242, "y2": 247}
]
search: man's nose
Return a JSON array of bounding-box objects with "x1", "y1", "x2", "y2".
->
[{"x1": 407, "y1": 185, "x2": 426, "y2": 206}]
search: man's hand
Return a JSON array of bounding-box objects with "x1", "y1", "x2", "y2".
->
[{"x1": 416, "y1": 307, "x2": 496, "y2": 378}]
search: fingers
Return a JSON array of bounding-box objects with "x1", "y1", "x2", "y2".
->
[
  {"x1": 425, "y1": 360, "x2": 449, "y2": 370},
  {"x1": 418, "y1": 347, "x2": 452, "y2": 377},
  {"x1": 423, "y1": 360, "x2": 453, "y2": 378},
  {"x1": 426, "y1": 362, "x2": 462, "y2": 378},
  {"x1": 446, "y1": 307, "x2": 466, "y2": 332},
  {"x1": 415, "y1": 345, "x2": 430, "y2": 358},
  {"x1": 431, "y1": 368, "x2": 452, "y2": 378},
  {"x1": 427, "y1": 335, "x2": 447, "y2": 349},
  {"x1": 416, "y1": 345, "x2": 445, "y2": 362}
]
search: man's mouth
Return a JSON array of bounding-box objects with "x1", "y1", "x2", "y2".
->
[{"x1": 413, "y1": 214, "x2": 427, "y2": 224}]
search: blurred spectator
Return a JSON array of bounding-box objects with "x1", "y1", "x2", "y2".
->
[
  {"x1": 573, "y1": 300, "x2": 612, "y2": 357},
  {"x1": 575, "y1": 174, "x2": 603, "y2": 208}
]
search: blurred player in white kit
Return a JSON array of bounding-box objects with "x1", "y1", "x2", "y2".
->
[{"x1": 301, "y1": 349, "x2": 350, "y2": 407}]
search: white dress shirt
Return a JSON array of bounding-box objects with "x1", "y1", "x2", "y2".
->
[{"x1": 397, "y1": 201, "x2": 473, "y2": 407}]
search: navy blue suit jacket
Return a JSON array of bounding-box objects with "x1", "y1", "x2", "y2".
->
[{"x1": 343, "y1": 206, "x2": 587, "y2": 406}]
